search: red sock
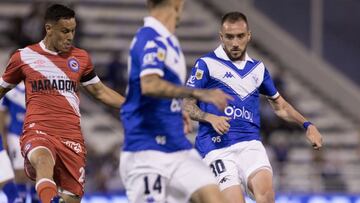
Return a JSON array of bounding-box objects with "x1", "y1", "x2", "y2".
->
[{"x1": 36, "y1": 178, "x2": 58, "y2": 203}]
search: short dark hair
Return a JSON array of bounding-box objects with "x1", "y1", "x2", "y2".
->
[
  {"x1": 221, "y1": 12, "x2": 248, "y2": 26},
  {"x1": 147, "y1": 0, "x2": 169, "y2": 9},
  {"x1": 44, "y1": 4, "x2": 75, "y2": 23}
]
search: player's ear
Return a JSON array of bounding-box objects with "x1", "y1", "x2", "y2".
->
[
  {"x1": 45, "y1": 22, "x2": 53, "y2": 35},
  {"x1": 247, "y1": 30, "x2": 252, "y2": 42},
  {"x1": 219, "y1": 31, "x2": 223, "y2": 42}
]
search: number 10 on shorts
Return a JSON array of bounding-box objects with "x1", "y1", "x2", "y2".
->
[{"x1": 143, "y1": 174, "x2": 165, "y2": 202}]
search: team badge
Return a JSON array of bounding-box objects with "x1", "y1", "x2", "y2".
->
[
  {"x1": 157, "y1": 48, "x2": 166, "y2": 61},
  {"x1": 195, "y1": 69, "x2": 204, "y2": 80},
  {"x1": 67, "y1": 58, "x2": 79, "y2": 72}
]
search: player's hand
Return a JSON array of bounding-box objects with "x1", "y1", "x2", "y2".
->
[
  {"x1": 205, "y1": 114, "x2": 231, "y2": 135},
  {"x1": 305, "y1": 125, "x2": 323, "y2": 150},
  {"x1": 193, "y1": 89, "x2": 233, "y2": 110},
  {"x1": 183, "y1": 111, "x2": 193, "y2": 134}
]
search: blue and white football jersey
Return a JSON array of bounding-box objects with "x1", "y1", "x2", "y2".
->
[
  {"x1": 186, "y1": 46, "x2": 279, "y2": 157},
  {"x1": 0, "y1": 82, "x2": 26, "y2": 136},
  {"x1": 121, "y1": 17, "x2": 192, "y2": 152}
]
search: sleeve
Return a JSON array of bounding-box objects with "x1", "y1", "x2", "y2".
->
[
  {"x1": 259, "y1": 67, "x2": 279, "y2": 99},
  {"x1": 139, "y1": 39, "x2": 167, "y2": 78},
  {"x1": 0, "y1": 51, "x2": 24, "y2": 89},
  {"x1": 186, "y1": 59, "x2": 210, "y2": 88},
  {"x1": 80, "y1": 52, "x2": 100, "y2": 86}
]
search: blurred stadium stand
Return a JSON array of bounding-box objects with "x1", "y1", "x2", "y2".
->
[{"x1": 0, "y1": 0, "x2": 360, "y2": 202}]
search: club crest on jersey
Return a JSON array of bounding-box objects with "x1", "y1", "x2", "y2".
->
[
  {"x1": 67, "y1": 58, "x2": 79, "y2": 72},
  {"x1": 195, "y1": 69, "x2": 204, "y2": 80},
  {"x1": 157, "y1": 48, "x2": 166, "y2": 61}
]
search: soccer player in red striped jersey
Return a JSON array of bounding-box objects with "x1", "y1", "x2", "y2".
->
[{"x1": 0, "y1": 4, "x2": 124, "y2": 203}]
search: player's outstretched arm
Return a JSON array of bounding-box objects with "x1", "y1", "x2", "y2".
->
[
  {"x1": 268, "y1": 95, "x2": 323, "y2": 150},
  {"x1": 84, "y1": 81, "x2": 125, "y2": 109},
  {"x1": 141, "y1": 74, "x2": 233, "y2": 110},
  {"x1": 184, "y1": 98, "x2": 231, "y2": 135}
]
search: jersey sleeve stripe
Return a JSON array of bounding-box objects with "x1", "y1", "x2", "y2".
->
[
  {"x1": 140, "y1": 68, "x2": 164, "y2": 77},
  {"x1": 80, "y1": 69, "x2": 97, "y2": 83},
  {"x1": 81, "y1": 76, "x2": 100, "y2": 86},
  {"x1": 267, "y1": 92, "x2": 280, "y2": 100},
  {"x1": 0, "y1": 77, "x2": 16, "y2": 89}
]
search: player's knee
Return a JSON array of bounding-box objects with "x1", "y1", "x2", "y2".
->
[
  {"x1": 191, "y1": 184, "x2": 226, "y2": 203},
  {"x1": 254, "y1": 190, "x2": 275, "y2": 203},
  {"x1": 29, "y1": 148, "x2": 55, "y2": 170}
]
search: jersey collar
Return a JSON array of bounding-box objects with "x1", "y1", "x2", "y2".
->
[
  {"x1": 214, "y1": 45, "x2": 254, "y2": 63},
  {"x1": 144, "y1": 16, "x2": 172, "y2": 38},
  {"x1": 39, "y1": 40, "x2": 58, "y2": 55}
]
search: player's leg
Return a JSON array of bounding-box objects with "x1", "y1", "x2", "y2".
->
[
  {"x1": 167, "y1": 150, "x2": 227, "y2": 203},
  {"x1": 221, "y1": 185, "x2": 246, "y2": 203},
  {"x1": 247, "y1": 169, "x2": 275, "y2": 203},
  {"x1": 28, "y1": 147, "x2": 58, "y2": 203},
  {"x1": 239, "y1": 140, "x2": 275, "y2": 203},
  {"x1": 53, "y1": 138, "x2": 87, "y2": 203},
  {"x1": 202, "y1": 148, "x2": 246, "y2": 203},
  {"x1": 190, "y1": 184, "x2": 226, "y2": 203}
]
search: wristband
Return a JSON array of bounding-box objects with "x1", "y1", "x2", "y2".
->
[{"x1": 303, "y1": 121, "x2": 313, "y2": 130}]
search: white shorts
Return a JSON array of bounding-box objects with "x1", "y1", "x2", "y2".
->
[
  {"x1": 7, "y1": 134, "x2": 24, "y2": 170},
  {"x1": 203, "y1": 140, "x2": 272, "y2": 196},
  {"x1": 0, "y1": 150, "x2": 15, "y2": 182},
  {"x1": 120, "y1": 149, "x2": 217, "y2": 203}
]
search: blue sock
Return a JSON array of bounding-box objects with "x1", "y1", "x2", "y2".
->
[
  {"x1": 16, "y1": 183, "x2": 27, "y2": 199},
  {"x1": 3, "y1": 181, "x2": 20, "y2": 203}
]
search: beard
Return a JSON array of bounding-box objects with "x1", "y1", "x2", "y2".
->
[{"x1": 224, "y1": 47, "x2": 245, "y2": 61}]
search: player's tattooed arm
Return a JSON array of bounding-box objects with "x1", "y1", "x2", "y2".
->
[
  {"x1": 183, "y1": 98, "x2": 207, "y2": 122},
  {"x1": 184, "y1": 97, "x2": 231, "y2": 135}
]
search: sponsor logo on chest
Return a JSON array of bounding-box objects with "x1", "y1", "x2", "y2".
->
[{"x1": 30, "y1": 78, "x2": 78, "y2": 93}]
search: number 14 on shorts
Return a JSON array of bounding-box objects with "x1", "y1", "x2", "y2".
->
[{"x1": 143, "y1": 174, "x2": 165, "y2": 202}]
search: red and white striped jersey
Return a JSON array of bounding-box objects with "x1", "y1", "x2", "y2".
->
[{"x1": 0, "y1": 41, "x2": 100, "y2": 140}]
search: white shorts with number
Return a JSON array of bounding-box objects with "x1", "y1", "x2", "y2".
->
[
  {"x1": 120, "y1": 149, "x2": 217, "y2": 203},
  {"x1": 0, "y1": 150, "x2": 15, "y2": 182},
  {"x1": 203, "y1": 140, "x2": 272, "y2": 196},
  {"x1": 7, "y1": 134, "x2": 24, "y2": 170}
]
